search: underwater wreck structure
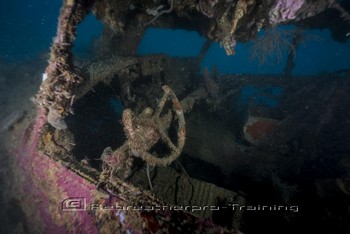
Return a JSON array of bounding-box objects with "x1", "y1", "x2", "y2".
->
[{"x1": 14, "y1": 0, "x2": 350, "y2": 233}]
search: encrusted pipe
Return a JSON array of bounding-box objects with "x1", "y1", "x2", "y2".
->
[{"x1": 36, "y1": 0, "x2": 95, "y2": 129}]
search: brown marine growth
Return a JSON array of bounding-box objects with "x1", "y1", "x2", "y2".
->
[{"x1": 101, "y1": 85, "x2": 186, "y2": 183}]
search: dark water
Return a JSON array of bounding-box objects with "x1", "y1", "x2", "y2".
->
[{"x1": 1, "y1": 1, "x2": 350, "y2": 234}]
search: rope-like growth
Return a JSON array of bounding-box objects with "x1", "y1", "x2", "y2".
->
[{"x1": 145, "y1": 0, "x2": 174, "y2": 26}]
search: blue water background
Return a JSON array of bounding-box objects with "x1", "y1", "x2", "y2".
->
[
  {"x1": 1, "y1": 2, "x2": 349, "y2": 74},
  {"x1": 1, "y1": 1, "x2": 349, "y2": 111}
]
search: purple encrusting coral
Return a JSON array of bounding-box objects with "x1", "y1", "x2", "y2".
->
[
  {"x1": 269, "y1": 0, "x2": 304, "y2": 24},
  {"x1": 15, "y1": 109, "x2": 99, "y2": 233},
  {"x1": 12, "y1": 110, "x2": 236, "y2": 233}
]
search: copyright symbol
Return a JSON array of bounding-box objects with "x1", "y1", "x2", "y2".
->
[{"x1": 61, "y1": 197, "x2": 86, "y2": 211}]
